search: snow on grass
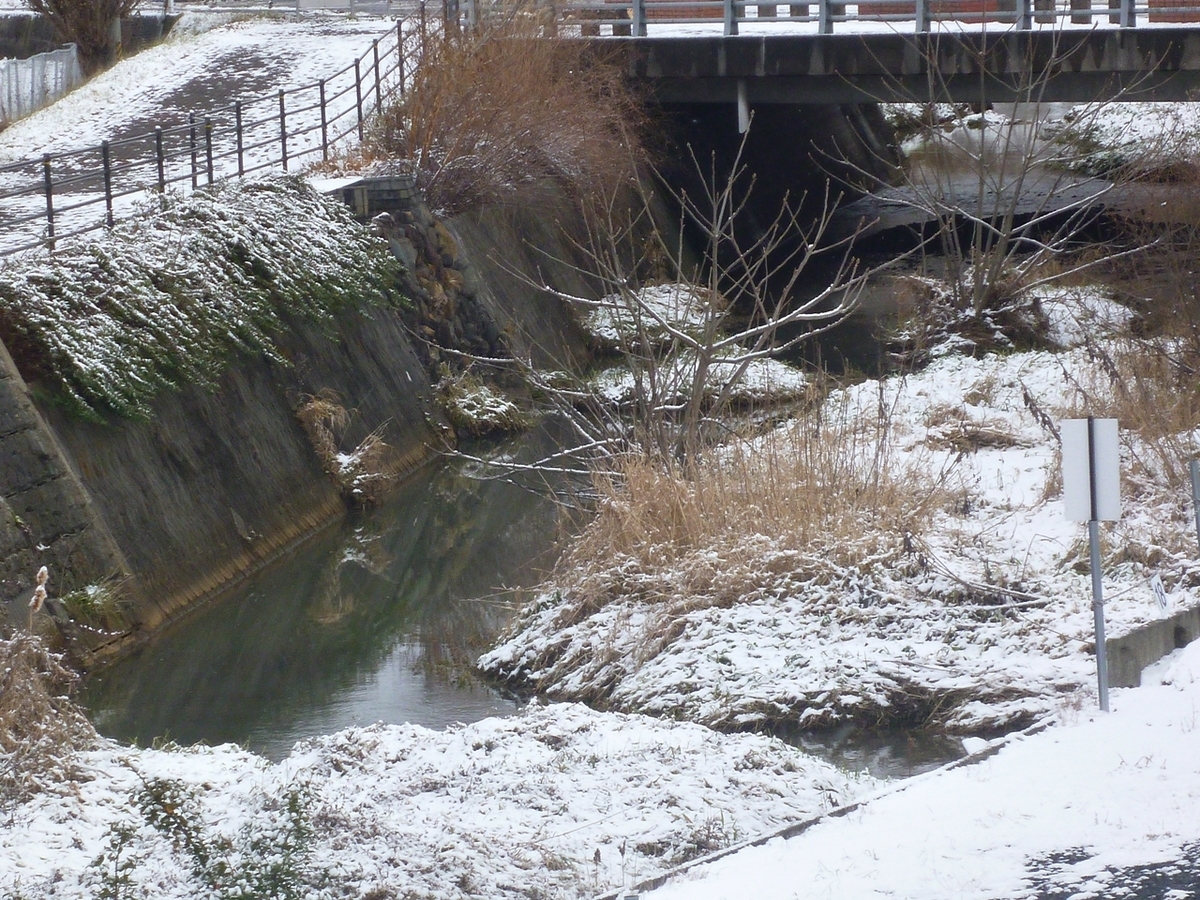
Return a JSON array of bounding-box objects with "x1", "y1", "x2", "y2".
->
[
  {"x1": 0, "y1": 177, "x2": 398, "y2": 419},
  {"x1": 0, "y1": 703, "x2": 872, "y2": 900},
  {"x1": 583, "y1": 284, "x2": 718, "y2": 347},
  {"x1": 646, "y1": 640, "x2": 1200, "y2": 900},
  {"x1": 590, "y1": 353, "x2": 809, "y2": 407},
  {"x1": 481, "y1": 341, "x2": 1200, "y2": 735}
]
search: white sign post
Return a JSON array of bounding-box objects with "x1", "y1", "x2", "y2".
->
[{"x1": 1062, "y1": 417, "x2": 1120, "y2": 712}]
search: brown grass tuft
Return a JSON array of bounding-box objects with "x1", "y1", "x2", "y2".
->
[
  {"x1": 361, "y1": 18, "x2": 646, "y2": 213},
  {"x1": 0, "y1": 632, "x2": 98, "y2": 808},
  {"x1": 555, "y1": 390, "x2": 946, "y2": 624}
]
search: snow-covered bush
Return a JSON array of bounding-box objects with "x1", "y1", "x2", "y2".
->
[{"x1": 0, "y1": 178, "x2": 400, "y2": 421}]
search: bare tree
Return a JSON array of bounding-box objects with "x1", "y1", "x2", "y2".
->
[
  {"x1": 506, "y1": 128, "x2": 885, "y2": 473},
  {"x1": 24, "y1": 0, "x2": 140, "y2": 75}
]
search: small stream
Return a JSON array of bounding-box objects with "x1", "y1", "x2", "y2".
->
[{"x1": 83, "y1": 430, "x2": 571, "y2": 762}]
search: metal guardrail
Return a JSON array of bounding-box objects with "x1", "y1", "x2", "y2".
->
[
  {"x1": 502, "y1": 0, "x2": 1200, "y2": 35},
  {"x1": 0, "y1": 20, "x2": 414, "y2": 258}
]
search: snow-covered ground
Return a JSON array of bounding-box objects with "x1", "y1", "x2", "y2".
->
[
  {"x1": 0, "y1": 703, "x2": 869, "y2": 899},
  {"x1": 482, "y1": 289, "x2": 1200, "y2": 736},
  {"x1": 647, "y1": 639, "x2": 1200, "y2": 900}
]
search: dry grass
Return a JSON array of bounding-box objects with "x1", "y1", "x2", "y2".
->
[
  {"x1": 361, "y1": 18, "x2": 646, "y2": 213},
  {"x1": 295, "y1": 392, "x2": 402, "y2": 505},
  {"x1": 555, "y1": 390, "x2": 947, "y2": 621},
  {"x1": 0, "y1": 632, "x2": 98, "y2": 808}
]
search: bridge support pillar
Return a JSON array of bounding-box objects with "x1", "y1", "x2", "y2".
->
[{"x1": 736, "y1": 79, "x2": 749, "y2": 133}]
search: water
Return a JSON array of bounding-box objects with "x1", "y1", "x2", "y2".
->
[{"x1": 83, "y1": 433, "x2": 572, "y2": 761}]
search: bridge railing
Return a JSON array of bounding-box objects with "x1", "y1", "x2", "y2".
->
[
  {"x1": 497, "y1": 0, "x2": 1198, "y2": 34},
  {"x1": 0, "y1": 21, "x2": 410, "y2": 258}
]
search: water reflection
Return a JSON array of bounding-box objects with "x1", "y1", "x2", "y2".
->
[{"x1": 84, "y1": 434, "x2": 570, "y2": 761}]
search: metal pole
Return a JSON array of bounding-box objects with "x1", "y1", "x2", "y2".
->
[
  {"x1": 354, "y1": 60, "x2": 364, "y2": 141},
  {"x1": 204, "y1": 117, "x2": 213, "y2": 184},
  {"x1": 915, "y1": 0, "x2": 929, "y2": 31},
  {"x1": 633, "y1": 0, "x2": 647, "y2": 35},
  {"x1": 1017, "y1": 0, "x2": 1032, "y2": 28},
  {"x1": 818, "y1": 0, "x2": 832, "y2": 33},
  {"x1": 42, "y1": 153, "x2": 55, "y2": 250},
  {"x1": 101, "y1": 140, "x2": 114, "y2": 228},
  {"x1": 397, "y1": 20, "x2": 405, "y2": 97},
  {"x1": 189, "y1": 112, "x2": 197, "y2": 190},
  {"x1": 1087, "y1": 416, "x2": 1110, "y2": 712},
  {"x1": 723, "y1": 0, "x2": 739, "y2": 34},
  {"x1": 279, "y1": 89, "x2": 288, "y2": 172},
  {"x1": 373, "y1": 40, "x2": 381, "y2": 114},
  {"x1": 235, "y1": 102, "x2": 244, "y2": 177},
  {"x1": 319, "y1": 80, "x2": 329, "y2": 161},
  {"x1": 1190, "y1": 458, "x2": 1200, "y2": 554},
  {"x1": 155, "y1": 126, "x2": 165, "y2": 193}
]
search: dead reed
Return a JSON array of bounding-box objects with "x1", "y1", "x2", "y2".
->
[
  {"x1": 556, "y1": 389, "x2": 946, "y2": 619},
  {"x1": 362, "y1": 18, "x2": 646, "y2": 213},
  {"x1": 0, "y1": 632, "x2": 97, "y2": 808}
]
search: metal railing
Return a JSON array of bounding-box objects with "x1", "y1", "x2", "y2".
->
[
  {"x1": 0, "y1": 20, "x2": 410, "y2": 258},
  {"x1": 503, "y1": 0, "x2": 1200, "y2": 35}
]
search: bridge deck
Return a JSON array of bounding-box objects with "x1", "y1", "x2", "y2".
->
[{"x1": 598, "y1": 27, "x2": 1200, "y2": 103}]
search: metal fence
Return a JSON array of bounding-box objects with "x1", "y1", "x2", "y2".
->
[
  {"x1": 0, "y1": 44, "x2": 83, "y2": 126},
  {"x1": 0, "y1": 21, "x2": 409, "y2": 257}
]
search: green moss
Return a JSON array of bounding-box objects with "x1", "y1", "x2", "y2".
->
[{"x1": 0, "y1": 178, "x2": 402, "y2": 421}]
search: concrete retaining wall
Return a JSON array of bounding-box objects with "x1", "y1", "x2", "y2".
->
[{"x1": 1108, "y1": 606, "x2": 1200, "y2": 688}]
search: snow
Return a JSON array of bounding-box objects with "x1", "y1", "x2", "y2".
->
[
  {"x1": 646, "y1": 641, "x2": 1200, "y2": 900},
  {"x1": 0, "y1": 703, "x2": 870, "y2": 899}
]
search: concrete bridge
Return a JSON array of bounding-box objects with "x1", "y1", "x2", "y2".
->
[{"x1": 519, "y1": 0, "x2": 1200, "y2": 108}]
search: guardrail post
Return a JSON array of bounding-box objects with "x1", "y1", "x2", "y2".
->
[
  {"x1": 724, "y1": 0, "x2": 739, "y2": 34},
  {"x1": 189, "y1": 112, "x2": 197, "y2": 190},
  {"x1": 818, "y1": 0, "x2": 832, "y2": 32},
  {"x1": 1119, "y1": 0, "x2": 1134, "y2": 25},
  {"x1": 101, "y1": 140, "x2": 113, "y2": 228},
  {"x1": 1016, "y1": 0, "x2": 1032, "y2": 27},
  {"x1": 42, "y1": 153, "x2": 55, "y2": 250},
  {"x1": 155, "y1": 126, "x2": 165, "y2": 194},
  {"x1": 373, "y1": 40, "x2": 382, "y2": 114},
  {"x1": 235, "y1": 101, "x2": 244, "y2": 177},
  {"x1": 355, "y1": 60, "x2": 364, "y2": 141},
  {"x1": 319, "y1": 80, "x2": 329, "y2": 161},
  {"x1": 632, "y1": 0, "x2": 647, "y2": 34},
  {"x1": 915, "y1": 0, "x2": 929, "y2": 29},
  {"x1": 204, "y1": 117, "x2": 214, "y2": 184},
  {"x1": 279, "y1": 90, "x2": 288, "y2": 173}
]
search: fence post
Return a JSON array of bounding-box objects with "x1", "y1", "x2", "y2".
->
[
  {"x1": 397, "y1": 20, "x2": 405, "y2": 98},
  {"x1": 235, "y1": 101, "x2": 244, "y2": 177},
  {"x1": 101, "y1": 140, "x2": 114, "y2": 228},
  {"x1": 723, "y1": 0, "x2": 739, "y2": 34},
  {"x1": 42, "y1": 153, "x2": 55, "y2": 250},
  {"x1": 279, "y1": 89, "x2": 288, "y2": 173},
  {"x1": 355, "y1": 59, "x2": 364, "y2": 141},
  {"x1": 373, "y1": 40, "x2": 381, "y2": 114},
  {"x1": 1016, "y1": 0, "x2": 1032, "y2": 27},
  {"x1": 319, "y1": 80, "x2": 329, "y2": 161},
  {"x1": 189, "y1": 112, "x2": 198, "y2": 190},
  {"x1": 155, "y1": 126, "x2": 165, "y2": 194},
  {"x1": 915, "y1": 0, "x2": 930, "y2": 30},
  {"x1": 204, "y1": 117, "x2": 214, "y2": 184},
  {"x1": 632, "y1": 0, "x2": 647, "y2": 34}
]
